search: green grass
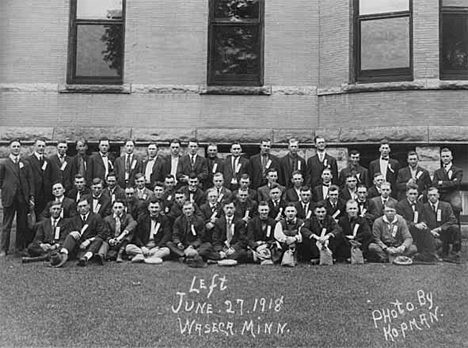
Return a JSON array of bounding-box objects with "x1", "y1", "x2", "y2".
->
[{"x1": 1, "y1": 254, "x2": 467, "y2": 348}]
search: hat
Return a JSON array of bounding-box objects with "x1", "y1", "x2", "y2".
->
[
  {"x1": 49, "y1": 252, "x2": 67, "y2": 268},
  {"x1": 218, "y1": 259, "x2": 238, "y2": 267},
  {"x1": 393, "y1": 255, "x2": 413, "y2": 266},
  {"x1": 144, "y1": 257, "x2": 163, "y2": 265},
  {"x1": 186, "y1": 255, "x2": 207, "y2": 268}
]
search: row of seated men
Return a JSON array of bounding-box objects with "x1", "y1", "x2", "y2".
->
[
  {"x1": 0, "y1": 137, "x2": 463, "y2": 261},
  {"x1": 22, "y1": 172, "x2": 460, "y2": 266}
]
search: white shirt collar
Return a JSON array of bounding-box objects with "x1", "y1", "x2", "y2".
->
[{"x1": 383, "y1": 215, "x2": 397, "y2": 224}]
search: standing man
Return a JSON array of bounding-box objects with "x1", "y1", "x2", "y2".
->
[
  {"x1": 294, "y1": 186, "x2": 315, "y2": 220},
  {"x1": 283, "y1": 171, "x2": 304, "y2": 203},
  {"x1": 368, "y1": 140, "x2": 400, "y2": 198},
  {"x1": 368, "y1": 182, "x2": 398, "y2": 222},
  {"x1": 89, "y1": 137, "x2": 114, "y2": 184},
  {"x1": 177, "y1": 138, "x2": 208, "y2": 187},
  {"x1": 396, "y1": 151, "x2": 431, "y2": 201},
  {"x1": 114, "y1": 139, "x2": 143, "y2": 188},
  {"x1": 279, "y1": 138, "x2": 307, "y2": 188},
  {"x1": 26, "y1": 138, "x2": 58, "y2": 220},
  {"x1": 49, "y1": 140, "x2": 73, "y2": 192},
  {"x1": 306, "y1": 136, "x2": 338, "y2": 188},
  {"x1": 67, "y1": 174, "x2": 90, "y2": 202},
  {"x1": 84, "y1": 178, "x2": 112, "y2": 218},
  {"x1": 257, "y1": 168, "x2": 285, "y2": 202},
  {"x1": 249, "y1": 138, "x2": 281, "y2": 190},
  {"x1": 338, "y1": 150, "x2": 370, "y2": 189},
  {"x1": 41, "y1": 182, "x2": 77, "y2": 220},
  {"x1": 70, "y1": 138, "x2": 92, "y2": 186},
  {"x1": 142, "y1": 142, "x2": 165, "y2": 190},
  {"x1": 0, "y1": 140, "x2": 34, "y2": 256},
  {"x1": 339, "y1": 174, "x2": 359, "y2": 202},
  {"x1": 163, "y1": 139, "x2": 182, "y2": 187},
  {"x1": 104, "y1": 172, "x2": 126, "y2": 204},
  {"x1": 223, "y1": 142, "x2": 250, "y2": 191},
  {"x1": 205, "y1": 143, "x2": 224, "y2": 190},
  {"x1": 233, "y1": 174, "x2": 257, "y2": 202}
]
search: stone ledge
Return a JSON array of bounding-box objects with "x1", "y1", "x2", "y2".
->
[
  {"x1": 196, "y1": 128, "x2": 273, "y2": 143},
  {"x1": 131, "y1": 128, "x2": 196, "y2": 143},
  {"x1": 131, "y1": 84, "x2": 200, "y2": 94},
  {"x1": 58, "y1": 84, "x2": 131, "y2": 94},
  {"x1": 53, "y1": 127, "x2": 132, "y2": 142},
  {"x1": 0, "y1": 83, "x2": 58, "y2": 92},
  {"x1": 0, "y1": 127, "x2": 54, "y2": 142},
  {"x1": 340, "y1": 127, "x2": 428, "y2": 143},
  {"x1": 199, "y1": 86, "x2": 272, "y2": 95},
  {"x1": 429, "y1": 126, "x2": 468, "y2": 142}
]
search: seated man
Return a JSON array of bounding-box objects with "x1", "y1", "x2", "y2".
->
[
  {"x1": 83, "y1": 178, "x2": 112, "y2": 218},
  {"x1": 257, "y1": 168, "x2": 285, "y2": 202},
  {"x1": 126, "y1": 198, "x2": 171, "y2": 264},
  {"x1": 40, "y1": 182, "x2": 77, "y2": 220},
  {"x1": 133, "y1": 173, "x2": 153, "y2": 202},
  {"x1": 396, "y1": 184, "x2": 438, "y2": 261},
  {"x1": 23, "y1": 201, "x2": 69, "y2": 263},
  {"x1": 283, "y1": 171, "x2": 304, "y2": 203},
  {"x1": 368, "y1": 181, "x2": 398, "y2": 222},
  {"x1": 234, "y1": 188, "x2": 257, "y2": 224},
  {"x1": 166, "y1": 190, "x2": 201, "y2": 223},
  {"x1": 324, "y1": 185, "x2": 346, "y2": 221},
  {"x1": 356, "y1": 184, "x2": 374, "y2": 227},
  {"x1": 422, "y1": 187, "x2": 460, "y2": 262},
  {"x1": 312, "y1": 168, "x2": 334, "y2": 202},
  {"x1": 335, "y1": 200, "x2": 372, "y2": 262},
  {"x1": 167, "y1": 201, "x2": 206, "y2": 261},
  {"x1": 339, "y1": 174, "x2": 358, "y2": 201},
  {"x1": 368, "y1": 201, "x2": 417, "y2": 263},
  {"x1": 66, "y1": 174, "x2": 90, "y2": 202},
  {"x1": 104, "y1": 172, "x2": 126, "y2": 204},
  {"x1": 367, "y1": 173, "x2": 384, "y2": 199},
  {"x1": 180, "y1": 173, "x2": 205, "y2": 207},
  {"x1": 274, "y1": 203, "x2": 304, "y2": 265},
  {"x1": 98, "y1": 200, "x2": 137, "y2": 263},
  {"x1": 233, "y1": 174, "x2": 258, "y2": 203},
  {"x1": 293, "y1": 186, "x2": 315, "y2": 220},
  {"x1": 124, "y1": 187, "x2": 144, "y2": 220},
  {"x1": 247, "y1": 201, "x2": 277, "y2": 264},
  {"x1": 50, "y1": 197, "x2": 107, "y2": 267},
  {"x1": 300, "y1": 202, "x2": 341, "y2": 264},
  {"x1": 211, "y1": 172, "x2": 233, "y2": 204},
  {"x1": 267, "y1": 184, "x2": 286, "y2": 222}
]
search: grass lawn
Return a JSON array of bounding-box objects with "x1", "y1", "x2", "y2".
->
[{"x1": 1, "y1": 251, "x2": 467, "y2": 348}]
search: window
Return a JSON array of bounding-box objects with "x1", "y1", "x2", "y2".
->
[
  {"x1": 67, "y1": 0, "x2": 125, "y2": 84},
  {"x1": 440, "y1": 0, "x2": 468, "y2": 80},
  {"x1": 207, "y1": 0, "x2": 264, "y2": 86},
  {"x1": 354, "y1": 0, "x2": 412, "y2": 82}
]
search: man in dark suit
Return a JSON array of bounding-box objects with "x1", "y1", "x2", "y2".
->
[
  {"x1": 234, "y1": 188, "x2": 257, "y2": 223},
  {"x1": 180, "y1": 174, "x2": 205, "y2": 207},
  {"x1": 205, "y1": 143, "x2": 225, "y2": 190},
  {"x1": 267, "y1": 185, "x2": 287, "y2": 222},
  {"x1": 368, "y1": 140, "x2": 400, "y2": 198},
  {"x1": 88, "y1": 137, "x2": 114, "y2": 184},
  {"x1": 176, "y1": 138, "x2": 208, "y2": 187},
  {"x1": 339, "y1": 174, "x2": 359, "y2": 202},
  {"x1": 396, "y1": 151, "x2": 431, "y2": 201},
  {"x1": 163, "y1": 139, "x2": 182, "y2": 187},
  {"x1": 48, "y1": 140, "x2": 73, "y2": 192},
  {"x1": 142, "y1": 142, "x2": 165, "y2": 190},
  {"x1": 114, "y1": 139, "x2": 143, "y2": 189},
  {"x1": 312, "y1": 168, "x2": 333, "y2": 202},
  {"x1": 66, "y1": 174, "x2": 91, "y2": 202},
  {"x1": 368, "y1": 182, "x2": 398, "y2": 222},
  {"x1": 210, "y1": 173, "x2": 233, "y2": 204},
  {"x1": 396, "y1": 184, "x2": 437, "y2": 260},
  {"x1": 24, "y1": 201, "x2": 69, "y2": 262},
  {"x1": 283, "y1": 171, "x2": 304, "y2": 203},
  {"x1": 69, "y1": 138, "x2": 92, "y2": 187},
  {"x1": 83, "y1": 178, "x2": 112, "y2": 218},
  {"x1": 50, "y1": 197, "x2": 107, "y2": 267},
  {"x1": 422, "y1": 187, "x2": 460, "y2": 261},
  {"x1": 25, "y1": 138, "x2": 58, "y2": 219},
  {"x1": 279, "y1": 138, "x2": 307, "y2": 188},
  {"x1": 356, "y1": 184, "x2": 374, "y2": 227},
  {"x1": 257, "y1": 168, "x2": 285, "y2": 202},
  {"x1": 294, "y1": 186, "x2": 315, "y2": 220},
  {"x1": 367, "y1": 173, "x2": 385, "y2": 199},
  {"x1": 324, "y1": 185, "x2": 347, "y2": 221},
  {"x1": 40, "y1": 182, "x2": 77, "y2": 220},
  {"x1": 338, "y1": 150, "x2": 370, "y2": 189},
  {"x1": 233, "y1": 174, "x2": 258, "y2": 203},
  {"x1": 0, "y1": 140, "x2": 35, "y2": 256},
  {"x1": 246, "y1": 201, "x2": 276, "y2": 263},
  {"x1": 223, "y1": 142, "x2": 250, "y2": 191},
  {"x1": 200, "y1": 188, "x2": 224, "y2": 241},
  {"x1": 306, "y1": 136, "x2": 338, "y2": 188},
  {"x1": 104, "y1": 172, "x2": 126, "y2": 204},
  {"x1": 249, "y1": 138, "x2": 281, "y2": 190}
]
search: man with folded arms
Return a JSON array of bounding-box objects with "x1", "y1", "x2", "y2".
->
[
  {"x1": 50, "y1": 198, "x2": 107, "y2": 267},
  {"x1": 126, "y1": 198, "x2": 171, "y2": 264},
  {"x1": 368, "y1": 201, "x2": 416, "y2": 263},
  {"x1": 23, "y1": 201, "x2": 69, "y2": 263},
  {"x1": 247, "y1": 201, "x2": 277, "y2": 264}
]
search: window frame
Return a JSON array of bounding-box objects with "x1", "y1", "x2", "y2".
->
[
  {"x1": 440, "y1": 2, "x2": 468, "y2": 80},
  {"x1": 207, "y1": 0, "x2": 265, "y2": 87},
  {"x1": 67, "y1": 0, "x2": 126, "y2": 85},
  {"x1": 354, "y1": 0, "x2": 413, "y2": 83}
]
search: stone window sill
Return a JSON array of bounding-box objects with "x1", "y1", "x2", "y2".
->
[
  {"x1": 58, "y1": 84, "x2": 131, "y2": 94},
  {"x1": 199, "y1": 86, "x2": 272, "y2": 95}
]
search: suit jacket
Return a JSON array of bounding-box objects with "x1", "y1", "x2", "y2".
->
[
  {"x1": 247, "y1": 216, "x2": 276, "y2": 249},
  {"x1": 49, "y1": 154, "x2": 73, "y2": 191},
  {"x1": 0, "y1": 157, "x2": 34, "y2": 207},
  {"x1": 66, "y1": 187, "x2": 91, "y2": 202},
  {"x1": 257, "y1": 183, "x2": 285, "y2": 202},
  {"x1": 339, "y1": 188, "x2": 358, "y2": 202},
  {"x1": 368, "y1": 196, "x2": 398, "y2": 221},
  {"x1": 279, "y1": 154, "x2": 307, "y2": 188},
  {"x1": 223, "y1": 155, "x2": 250, "y2": 188},
  {"x1": 312, "y1": 184, "x2": 332, "y2": 202},
  {"x1": 133, "y1": 187, "x2": 153, "y2": 202},
  {"x1": 114, "y1": 154, "x2": 143, "y2": 188},
  {"x1": 338, "y1": 165, "x2": 370, "y2": 189},
  {"x1": 88, "y1": 153, "x2": 115, "y2": 183},
  {"x1": 67, "y1": 212, "x2": 107, "y2": 242},
  {"x1": 33, "y1": 217, "x2": 70, "y2": 245},
  {"x1": 294, "y1": 201, "x2": 316, "y2": 220},
  {"x1": 233, "y1": 188, "x2": 258, "y2": 203},
  {"x1": 162, "y1": 155, "x2": 181, "y2": 181},
  {"x1": 249, "y1": 153, "x2": 281, "y2": 190},
  {"x1": 166, "y1": 202, "x2": 202, "y2": 223},
  {"x1": 40, "y1": 197, "x2": 77, "y2": 220},
  {"x1": 176, "y1": 154, "x2": 209, "y2": 186},
  {"x1": 234, "y1": 200, "x2": 258, "y2": 220},
  {"x1": 25, "y1": 154, "x2": 58, "y2": 207},
  {"x1": 421, "y1": 201, "x2": 458, "y2": 231},
  {"x1": 104, "y1": 213, "x2": 137, "y2": 242},
  {"x1": 172, "y1": 214, "x2": 205, "y2": 247},
  {"x1": 301, "y1": 215, "x2": 341, "y2": 239},
  {"x1": 368, "y1": 158, "x2": 401, "y2": 198},
  {"x1": 325, "y1": 198, "x2": 347, "y2": 220},
  {"x1": 104, "y1": 185, "x2": 126, "y2": 203},
  {"x1": 180, "y1": 186, "x2": 205, "y2": 207},
  {"x1": 396, "y1": 198, "x2": 425, "y2": 229},
  {"x1": 306, "y1": 153, "x2": 338, "y2": 188},
  {"x1": 267, "y1": 199, "x2": 287, "y2": 220},
  {"x1": 356, "y1": 199, "x2": 374, "y2": 226},
  {"x1": 367, "y1": 185, "x2": 381, "y2": 199},
  {"x1": 209, "y1": 186, "x2": 233, "y2": 204},
  {"x1": 396, "y1": 166, "x2": 431, "y2": 200},
  {"x1": 212, "y1": 216, "x2": 247, "y2": 251},
  {"x1": 337, "y1": 215, "x2": 372, "y2": 246},
  {"x1": 142, "y1": 156, "x2": 166, "y2": 187},
  {"x1": 205, "y1": 157, "x2": 225, "y2": 189},
  {"x1": 132, "y1": 213, "x2": 171, "y2": 247},
  {"x1": 200, "y1": 202, "x2": 223, "y2": 222},
  {"x1": 432, "y1": 165, "x2": 463, "y2": 200},
  {"x1": 83, "y1": 194, "x2": 112, "y2": 218},
  {"x1": 69, "y1": 154, "x2": 92, "y2": 185},
  {"x1": 283, "y1": 188, "x2": 301, "y2": 203}
]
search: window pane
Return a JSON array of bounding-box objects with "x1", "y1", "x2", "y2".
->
[
  {"x1": 359, "y1": 0, "x2": 409, "y2": 15},
  {"x1": 212, "y1": 25, "x2": 260, "y2": 76},
  {"x1": 360, "y1": 17, "x2": 410, "y2": 70},
  {"x1": 76, "y1": 24, "x2": 123, "y2": 77},
  {"x1": 441, "y1": 14, "x2": 468, "y2": 72},
  {"x1": 442, "y1": 0, "x2": 468, "y2": 7},
  {"x1": 77, "y1": 0, "x2": 123, "y2": 20},
  {"x1": 214, "y1": 0, "x2": 259, "y2": 20}
]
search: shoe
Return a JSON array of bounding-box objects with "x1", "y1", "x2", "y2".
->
[
  {"x1": 77, "y1": 257, "x2": 88, "y2": 267},
  {"x1": 50, "y1": 252, "x2": 68, "y2": 268},
  {"x1": 443, "y1": 253, "x2": 461, "y2": 264},
  {"x1": 22, "y1": 255, "x2": 49, "y2": 263},
  {"x1": 311, "y1": 258, "x2": 319, "y2": 265},
  {"x1": 260, "y1": 259, "x2": 274, "y2": 266},
  {"x1": 207, "y1": 259, "x2": 219, "y2": 265},
  {"x1": 96, "y1": 254, "x2": 105, "y2": 266},
  {"x1": 131, "y1": 254, "x2": 145, "y2": 263}
]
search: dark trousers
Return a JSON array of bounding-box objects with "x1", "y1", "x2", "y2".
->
[
  {"x1": 409, "y1": 226, "x2": 436, "y2": 254},
  {"x1": 439, "y1": 225, "x2": 461, "y2": 254},
  {"x1": 299, "y1": 238, "x2": 337, "y2": 261},
  {"x1": 62, "y1": 235, "x2": 103, "y2": 259},
  {"x1": 1, "y1": 195, "x2": 29, "y2": 252},
  {"x1": 98, "y1": 240, "x2": 129, "y2": 260}
]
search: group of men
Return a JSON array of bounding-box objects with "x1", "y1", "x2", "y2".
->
[{"x1": 0, "y1": 135, "x2": 463, "y2": 267}]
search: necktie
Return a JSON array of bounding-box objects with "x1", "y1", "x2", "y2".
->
[
  {"x1": 382, "y1": 157, "x2": 389, "y2": 161},
  {"x1": 81, "y1": 215, "x2": 86, "y2": 226},
  {"x1": 115, "y1": 216, "x2": 121, "y2": 236},
  {"x1": 126, "y1": 155, "x2": 131, "y2": 173},
  {"x1": 411, "y1": 203, "x2": 415, "y2": 212},
  {"x1": 60, "y1": 155, "x2": 65, "y2": 164},
  {"x1": 52, "y1": 219, "x2": 57, "y2": 232},
  {"x1": 79, "y1": 156, "x2": 85, "y2": 176},
  {"x1": 261, "y1": 221, "x2": 266, "y2": 232},
  {"x1": 226, "y1": 219, "x2": 233, "y2": 245},
  {"x1": 432, "y1": 204, "x2": 437, "y2": 213},
  {"x1": 191, "y1": 155, "x2": 195, "y2": 168}
]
